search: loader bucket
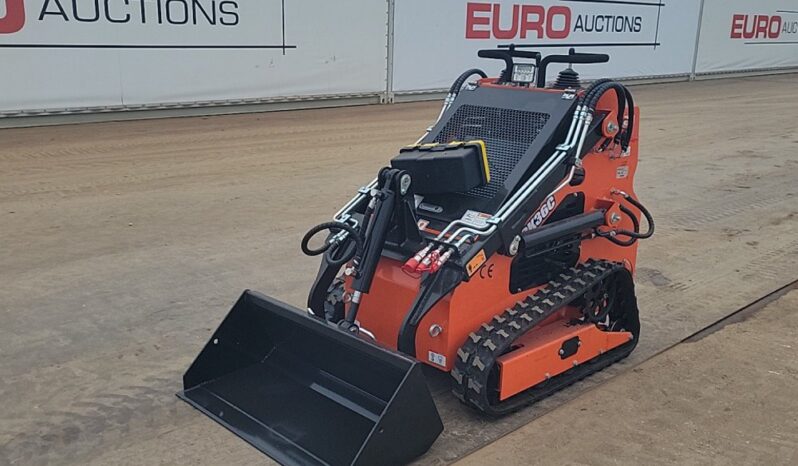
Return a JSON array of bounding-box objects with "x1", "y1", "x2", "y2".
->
[{"x1": 178, "y1": 290, "x2": 443, "y2": 466}]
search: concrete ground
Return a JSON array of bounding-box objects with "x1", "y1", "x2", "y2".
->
[
  {"x1": 459, "y1": 287, "x2": 798, "y2": 466},
  {"x1": 1, "y1": 74, "x2": 797, "y2": 465}
]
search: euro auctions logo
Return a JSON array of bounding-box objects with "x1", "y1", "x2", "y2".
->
[
  {"x1": 730, "y1": 14, "x2": 798, "y2": 40},
  {"x1": 464, "y1": 1, "x2": 661, "y2": 47},
  {"x1": 0, "y1": 0, "x2": 26, "y2": 34}
]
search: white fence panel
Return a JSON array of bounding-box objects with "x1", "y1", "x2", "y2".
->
[
  {"x1": 695, "y1": 0, "x2": 798, "y2": 73},
  {"x1": 0, "y1": 0, "x2": 388, "y2": 113},
  {"x1": 3, "y1": 0, "x2": 796, "y2": 118},
  {"x1": 392, "y1": 0, "x2": 702, "y2": 93}
]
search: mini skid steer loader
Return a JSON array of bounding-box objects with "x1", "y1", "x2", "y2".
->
[{"x1": 179, "y1": 47, "x2": 655, "y2": 465}]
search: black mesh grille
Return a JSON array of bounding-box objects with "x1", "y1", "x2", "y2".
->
[{"x1": 434, "y1": 105, "x2": 550, "y2": 199}]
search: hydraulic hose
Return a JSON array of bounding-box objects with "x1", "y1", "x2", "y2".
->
[
  {"x1": 622, "y1": 194, "x2": 655, "y2": 239},
  {"x1": 449, "y1": 69, "x2": 487, "y2": 95},
  {"x1": 301, "y1": 221, "x2": 364, "y2": 264},
  {"x1": 586, "y1": 82, "x2": 627, "y2": 141},
  {"x1": 597, "y1": 193, "x2": 655, "y2": 246},
  {"x1": 581, "y1": 78, "x2": 614, "y2": 103},
  {"x1": 586, "y1": 82, "x2": 625, "y2": 109},
  {"x1": 324, "y1": 240, "x2": 358, "y2": 268},
  {"x1": 580, "y1": 79, "x2": 618, "y2": 110},
  {"x1": 621, "y1": 204, "x2": 640, "y2": 234},
  {"x1": 621, "y1": 86, "x2": 635, "y2": 150},
  {"x1": 582, "y1": 80, "x2": 635, "y2": 152}
]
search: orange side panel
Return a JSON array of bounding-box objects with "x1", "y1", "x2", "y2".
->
[
  {"x1": 354, "y1": 254, "x2": 531, "y2": 371},
  {"x1": 497, "y1": 321, "x2": 632, "y2": 401},
  {"x1": 414, "y1": 254, "x2": 532, "y2": 371}
]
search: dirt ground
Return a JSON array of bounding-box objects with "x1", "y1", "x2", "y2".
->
[
  {"x1": 1, "y1": 74, "x2": 797, "y2": 465},
  {"x1": 459, "y1": 288, "x2": 798, "y2": 466}
]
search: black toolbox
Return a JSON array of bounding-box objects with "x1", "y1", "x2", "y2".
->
[{"x1": 390, "y1": 140, "x2": 490, "y2": 194}]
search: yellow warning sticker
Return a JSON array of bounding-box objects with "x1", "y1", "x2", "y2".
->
[{"x1": 466, "y1": 250, "x2": 487, "y2": 276}]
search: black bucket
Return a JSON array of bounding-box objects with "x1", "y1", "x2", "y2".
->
[{"x1": 178, "y1": 290, "x2": 443, "y2": 466}]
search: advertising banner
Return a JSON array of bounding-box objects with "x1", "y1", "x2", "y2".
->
[
  {"x1": 0, "y1": 0, "x2": 388, "y2": 112},
  {"x1": 695, "y1": 0, "x2": 798, "y2": 73},
  {"x1": 392, "y1": 0, "x2": 702, "y2": 92}
]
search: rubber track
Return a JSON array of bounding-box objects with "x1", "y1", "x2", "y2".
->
[{"x1": 451, "y1": 259, "x2": 638, "y2": 416}]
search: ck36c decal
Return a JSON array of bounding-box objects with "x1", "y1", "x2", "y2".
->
[{"x1": 524, "y1": 195, "x2": 557, "y2": 232}]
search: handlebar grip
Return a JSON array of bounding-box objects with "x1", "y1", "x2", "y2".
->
[
  {"x1": 564, "y1": 53, "x2": 610, "y2": 64},
  {"x1": 542, "y1": 53, "x2": 609, "y2": 65},
  {"x1": 477, "y1": 50, "x2": 511, "y2": 60},
  {"x1": 509, "y1": 50, "x2": 541, "y2": 60}
]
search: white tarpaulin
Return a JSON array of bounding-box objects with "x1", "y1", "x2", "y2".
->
[
  {"x1": 392, "y1": 0, "x2": 702, "y2": 92},
  {"x1": 695, "y1": 0, "x2": 798, "y2": 73},
  {"x1": 0, "y1": 0, "x2": 388, "y2": 112}
]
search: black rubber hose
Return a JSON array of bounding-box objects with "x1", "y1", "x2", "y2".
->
[
  {"x1": 622, "y1": 195, "x2": 655, "y2": 239},
  {"x1": 586, "y1": 82, "x2": 619, "y2": 108},
  {"x1": 301, "y1": 221, "x2": 364, "y2": 258},
  {"x1": 324, "y1": 240, "x2": 357, "y2": 267},
  {"x1": 621, "y1": 86, "x2": 635, "y2": 150},
  {"x1": 581, "y1": 81, "x2": 635, "y2": 152},
  {"x1": 597, "y1": 229, "x2": 637, "y2": 247},
  {"x1": 597, "y1": 194, "x2": 654, "y2": 246},
  {"x1": 601, "y1": 204, "x2": 641, "y2": 247},
  {"x1": 621, "y1": 204, "x2": 640, "y2": 234},
  {"x1": 449, "y1": 69, "x2": 487, "y2": 95},
  {"x1": 587, "y1": 82, "x2": 626, "y2": 128},
  {"x1": 580, "y1": 78, "x2": 614, "y2": 104},
  {"x1": 359, "y1": 202, "x2": 375, "y2": 244},
  {"x1": 583, "y1": 82, "x2": 630, "y2": 154}
]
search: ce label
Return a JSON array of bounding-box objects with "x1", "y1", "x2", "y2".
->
[{"x1": 479, "y1": 264, "x2": 495, "y2": 280}]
